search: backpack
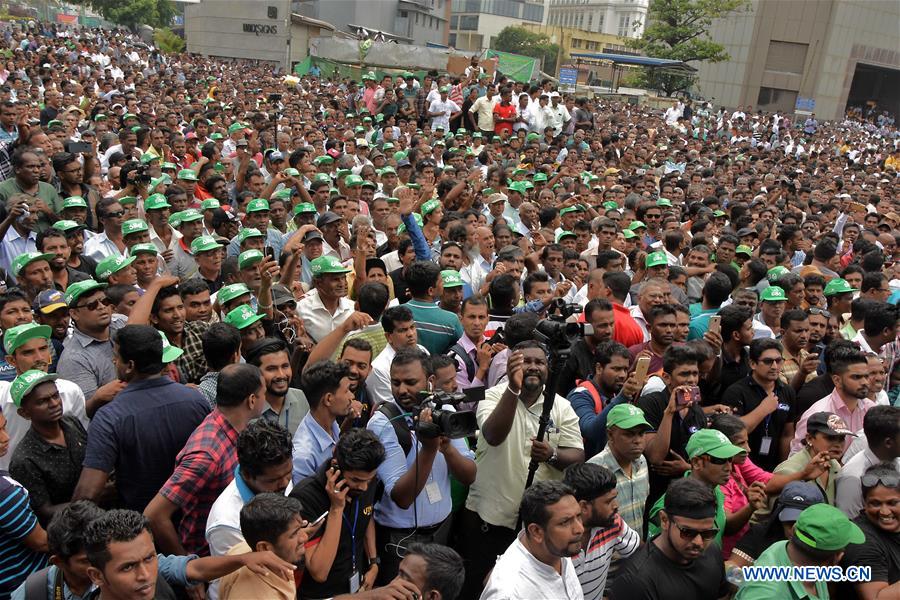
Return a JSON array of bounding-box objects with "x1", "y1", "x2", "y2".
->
[
  {"x1": 377, "y1": 401, "x2": 413, "y2": 456},
  {"x1": 446, "y1": 343, "x2": 476, "y2": 383},
  {"x1": 575, "y1": 378, "x2": 604, "y2": 414}
]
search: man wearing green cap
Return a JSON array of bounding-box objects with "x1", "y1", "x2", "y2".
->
[
  {"x1": 757, "y1": 285, "x2": 788, "y2": 339},
  {"x1": 169, "y1": 209, "x2": 205, "y2": 281},
  {"x1": 297, "y1": 256, "x2": 356, "y2": 343},
  {"x1": 735, "y1": 503, "x2": 865, "y2": 599},
  {"x1": 10, "y1": 251, "x2": 53, "y2": 302},
  {"x1": 40, "y1": 227, "x2": 91, "y2": 292},
  {"x1": 825, "y1": 277, "x2": 857, "y2": 325},
  {"x1": 95, "y1": 255, "x2": 137, "y2": 286},
  {"x1": 226, "y1": 198, "x2": 285, "y2": 261}
]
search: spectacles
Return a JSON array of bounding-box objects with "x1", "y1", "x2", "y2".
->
[
  {"x1": 103, "y1": 211, "x2": 125, "y2": 219},
  {"x1": 861, "y1": 473, "x2": 900, "y2": 488},
  {"x1": 807, "y1": 308, "x2": 831, "y2": 318},
  {"x1": 74, "y1": 297, "x2": 114, "y2": 311},
  {"x1": 671, "y1": 519, "x2": 719, "y2": 541},
  {"x1": 705, "y1": 454, "x2": 734, "y2": 465},
  {"x1": 62, "y1": 166, "x2": 83, "y2": 174},
  {"x1": 758, "y1": 357, "x2": 785, "y2": 366}
]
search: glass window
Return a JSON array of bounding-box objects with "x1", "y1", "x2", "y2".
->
[{"x1": 459, "y1": 15, "x2": 479, "y2": 30}]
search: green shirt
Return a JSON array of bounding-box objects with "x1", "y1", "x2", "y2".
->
[
  {"x1": 405, "y1": 299, "x2": 464, "y2": 356},
  {"x1": 734, "y1": 540, "x2": 830, "y2": 599},
  {"x1": 0, "y1": 177, "x2": 64, "y2": 232},
  {"x1": 647, "y1": 473, "x2": 727, "y2": 546}
]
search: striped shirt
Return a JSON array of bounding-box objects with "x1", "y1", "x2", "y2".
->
[
  {"x1": 0, "y1": 472, "x2": 46, "y2": 599},
  {"x1": 589, "y1": 448, "x2": 650, "y2": 538},
  {"x1": 572, "y1": 514, "x2": 640, "y2": 600},
  {"x1": 405, "y1": 299, "x2": 464, "y2": 356}
]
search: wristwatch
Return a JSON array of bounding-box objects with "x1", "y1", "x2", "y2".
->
[
  {"x1": 368, "y1": 556, "x2": 381, "y2": 568},
  {"x1": 547, "y1": 449, "x2": 560, "y2": 468}
]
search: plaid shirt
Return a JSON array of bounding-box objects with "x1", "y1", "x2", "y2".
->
[
  {"x1": 175, "y1": 320, "x2": 210, "y2": 384},
  {"x1": 590, "y1": 447, "x2": 650, "y2": 538},
  {"x1": 159, "y1": 409, "x2": 239, "y2": 556}
]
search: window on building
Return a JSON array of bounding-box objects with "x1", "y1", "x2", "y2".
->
[
  {"x1": 764, "y1": 41, "x2": 809, "y2": 75},
  {"x1": 578, "y1": 13, "x2": 584, "y2": 29},
  {"x1": 618, "y1": 14, "x2": 631, "y2": 36},
  {"x1": 757, "y1": 86, "x2": 799, "y2": 112},
  {"x1": 523, "y1": 2, "x2": 544, "y2": 22},
  {"x1": 598, "y1": 14, "x2": 604, "y2": 31},
  {"x1": 449, "y1": 33, "x2": 457, "y2": 46},
  {"x1": 450, "y1": 15, "x2": 458, "y2": 28},
  {"x1": 587, "y1": 13, "x2": 592, "y2": 30},
  {"x1": 459, "y1": 15, "x2": 479, "y2": 30}
]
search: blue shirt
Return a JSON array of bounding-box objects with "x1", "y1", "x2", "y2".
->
[
  {"x1": 0, "y1": 472, "x2": 46, "y2": 600},
  {"x1": 291, "y1": 413, "x2": 340, "y2": 484},
  {"x1": 567, "y1": 386, "x2": 629, "y2": 459},
  {"x1": 226, "y1": 228, "x2": 285, "y2": 261},
  {"x1": 82, "y1": 377, "x2": 210, "y2": 512},
  {"x1": 688, "y1": 307, "x2": 719, "y2": 340},
  {"x1": 367, "y1": 401, "x2": 474, "y2": 528}
]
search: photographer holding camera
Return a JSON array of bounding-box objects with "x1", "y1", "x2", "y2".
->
[{"x1": 366, "y1": 347, "x2": 476, "y2": 584}]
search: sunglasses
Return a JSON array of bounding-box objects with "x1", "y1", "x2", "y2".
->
[
  {"x1": 706, "y1": 455, "x2": 734, "y2": 465},
  {"x1": 862, "y1": 473, "x2": 900, "y2": 488},
  {"x1": 74, "y1": 296, "x2": 114, "y2": 311},
  {"x1": 807, "y1": 307, "x2": 831, "y2": 318},
  {"x1": 104, "y1": 210, "x2": 125, "y2": 219},
  {"x1": 671, "y1": 519, "x2": 719, "y2": 541},
  {"x1": 758, "y1": 357, "x2": 785, "y2": 366}
]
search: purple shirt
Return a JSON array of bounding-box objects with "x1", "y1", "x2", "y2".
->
[{"x1": 790, "y1": 389, "x2": 875, "y2": 455}]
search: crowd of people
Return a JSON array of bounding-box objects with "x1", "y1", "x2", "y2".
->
[{"x1": 0, "y1": 17, "x2": 897, "y2": 600}]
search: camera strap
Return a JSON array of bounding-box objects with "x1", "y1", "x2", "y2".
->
[
  {"x1": 377, "y1": 401, "x2": 413, "y2": 456},
  {"x1": 446, "y1": 343, "x2": 476, "y2": 383}
]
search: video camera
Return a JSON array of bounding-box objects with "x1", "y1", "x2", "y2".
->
[
  {"x1": 533, "y1": 298, "x2": 593, "y2": 357},
  {"x1": 413, "y1": 390, "x2": 478, "y2": 440}
]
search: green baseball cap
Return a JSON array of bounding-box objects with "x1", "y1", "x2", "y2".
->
[
  {"x1": 344, "y1": 174, "x2": 364, "y2": 187},
  {"x1": 238, "y1": 249, "x2": 265, "y2": 270},
  {"x1": 507, "y1": 181, "x2": 527, "y2": 194},
  {"x1": 293, "y1": 202, "x2": 317, "y2": 216},
  {"x1": 218, "y1": 283, "x2": 251, "y2": 305},
  {"x1": 227, "y1": 122, "x2": 247, "y2": 134},
  {"x1": 140, "y1": 153, "x2": 158, "y2": 165},
  {"x1": 380, "y1": 166, "x2": 397, "y2": 176},
  {"x1": 177, "y1": 169, "x2": 198, "y2": 181},
  {"x1": 606, "y1": 404, "x2": 652, "y2": 430},
  {"x1": 656, "y1": 198, "x2": 673, "y2": 208},
  {"x1": 95, "y1": 255, "x2": 136, "y2": 281},
  {"x1": 144, "y1": 193, "x2": 171, "y2": 211},
  {"x1": 246, "y1": 198, "x2": 270, "y2": 213},
  {"x1": 533, "y1": 173, "x2": 548, "y2": 183},
  {"x1": 310, "y1": 256, "x2": 351, "y2": 276},
  {"x1": 628, "y1": 220, "x2": 647, "y2": 231},
  {"x1": 191, "y1": 235, "x2": 221, "y2": 254},
  {"x1": 11, "y1": 252, "x2": 53, "y2": 277},
  {"x1": 440, "y1": 270, "x2": 463, "y2": 288},
  {"x1": 4, "y1": 323, "x2": 51, "y2": 355},
  {"x1": 713, "y1": 210, "x2": 727, "y2": 218},
  {"x1": 10, "y1": 370, "x2": 58, "y2": 408},
  {"x1": 556, "y1": 231, "x2": 576, "y2": 243},
  {"x1": 118, "y1": 196, "x2": 138, "y2": 206},
  {"x1": 420, "y1": 199, "x2": 441, "y2": 216},
  {"x1": 52, "y1": 219, "x2": 84, "y2": 233},
  {"x1": 122, "y1": 113, "x2": 138, "y2": 121},
  {"x1": 200, "y1": 199, "x2": 220, "y2": 211},
  {"x1": 65, "y1": 280, "x2": 107, "y2": 307},
  {"x1": 686, "y1": 428, "x2": 746, "y2": 460},
  {"x1": 238, "y1": 228, "x2": 265, "y2": 243},
  {"x1": 623, "y1": 229, "x2": 638, "y2": 240},
  {"x1": 130, "y1": 243, "x2": 158, "y2": 256},
  {"x1": 270, "y1": 189, "x2": 292, "y2": 202},
  {"x1": 62, "y1": 196, "x2": 88, "y2": 209},
  {"x1": 283, "y1": 167, "x2": 300, "y2": 177},
  {"x1": 824, "y1": 278, "x2": 858, "y2": 296},
  {"x1": 150, "y1": 175, "x2": 172, "y2": 191},
  {"x1": 645, "y1": 251, "x2": 668, "y2": 268},
  {"x1": 766, "y1": 265, "x2": 790, "y2": 282},
  {"x1": 209, "y1": 133, "x2": 223, "y2": 141},
  {"x1": 313, "y1": 155, "x2": 333, "y2": 165},
  {"x1": 735, "y1": 244, "x2": 753, "y2": 257},
  {"x1": 793, "y1": 504, "x2": 864, "y2": 551},
  {"x1": 761, "y1": 285, "x2": 788, "y2": 302},
  {"x1": 161, "y1": 162, "x2": 178, "y2": 171},
  {"x1": 121, "y1": 219, "x2": 148, "y2": 236},
  {"x1": 224, "y1": 304, "x2": 265, "y2": 330},
  {"x1": 602, "y1": 201, "x2": 619, "y2": 211},
  {"x1": 160, "y1": 331, "x2": 184, "y2": 363},
  {"x1": 179, "y1": 208, "x2": 203, "y2": 223}
]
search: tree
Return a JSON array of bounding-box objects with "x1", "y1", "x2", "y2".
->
[
  {"x1": 626, "y1": 0, "x2": 749, "y2": 96},
  {"x1": 153, "y1": 28, "x2": 184, "y2": 54},
  {"x1": 492, "y1": 27, "x2": 561, "y2": 74},
  {"x1": 69, "y1": 0, "x2": 176, "y2": 30}
]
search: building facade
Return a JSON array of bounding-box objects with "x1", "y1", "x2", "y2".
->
[
  {"x1": 449, "y1": 0, "x2": 547, "y2": 52},
  {"x1": 695, "y1": 0, "x2": 900, "y2": 120},
  {"x1": 546, "y1": 0, "x2": 647, "y2": 38},
  {"x1": 294, "y1": 0, "x2": 450, "y2": 45}
]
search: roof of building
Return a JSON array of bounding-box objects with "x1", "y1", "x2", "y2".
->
[{"x1": 568, "y1": 53, "x2": 697, "y2": 73}]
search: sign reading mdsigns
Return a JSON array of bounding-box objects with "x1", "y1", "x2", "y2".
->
[{"x1": 242, "y1": 23, "x2": 278, "y2": 35}]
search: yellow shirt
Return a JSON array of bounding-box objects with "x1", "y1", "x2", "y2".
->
[{"x1": 218, "y1": 541, "x2": 297, "y2": 600}]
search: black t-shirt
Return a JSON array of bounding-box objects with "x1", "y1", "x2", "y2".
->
[
  {"x1": 610, "y1": 539, "x2": 727, "y2": 600},
  {"x1": 722, "y1": 376, "x2": 798, "y2": 471},
  {"x1": 732, "y1": 517, "x2": 786, "y2": 564},
  {"x1": 717, "y1": 346, "x2": 750, "y2": 399},
  {"x1": 290, "y1": 464, "x2": 378, "y2": 599},
  {"x1": 795, "y1": 373, "x2": 834, "y2": 416},
  {"x1": 637, "y1": 389, "x2": 708, "y2": 504},
  {"x1": 840, "y1": 515, "x2": 900, "y2": 590}
]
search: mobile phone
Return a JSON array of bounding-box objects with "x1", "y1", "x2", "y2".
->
[
  {"x1": 264, "y1": 246, "x2": 275, "y2": 260},
  {"x1": 68, "y1": 141, "x2": 92, "y2": 154},
  {"x1": 677, "y1": 385, "x2": 700, "y2": 409},
  {"x1": 310, "y1": 511, "x2": 328, "y2": 528},
  {"x1": 708, "y1": 315, "x2": 721, "y2": 336},
  {"x1": 634, "y1": 356, "x2": 651, "y2": 383}
]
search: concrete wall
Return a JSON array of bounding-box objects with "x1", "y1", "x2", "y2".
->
[
  {"x1": 185, "y1": 0, "x2": 292, "y2": 67},
  {"x1": 695, "y1": 0, "x2": 900, "y2": 119}
]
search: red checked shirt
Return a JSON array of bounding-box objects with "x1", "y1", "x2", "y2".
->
[{"x1": 159, "y1": 409, "x2": 239, "y2": 556}]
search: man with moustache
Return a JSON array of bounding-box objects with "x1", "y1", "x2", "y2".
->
[
  {"x1": 564, "y1": 463, "x2": 640, "y2": 599},
  {"x1": 246, "y1": 338, "x2": 309, "y2": 436},
  {"x1": 480, "y1": 481, "x2": 585, "y2": 599},
  {"x1": 611, "y1": 478, "x2": 729, "y2": 599}
]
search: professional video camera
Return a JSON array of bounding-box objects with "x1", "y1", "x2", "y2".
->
[
  {"x1": 533, "y1": 298, "x2": 593, "y2": 357},
  {"x1": 413, "y1": 390, "x2": 478, "y2": 440}
]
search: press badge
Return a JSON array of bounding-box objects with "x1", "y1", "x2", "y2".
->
[
  {"x1": 425, "y1": 481, "x2": 442, "y2": 504},
  {"x1": 759, "y1": 436, "x2": 773, "y2": 456},
  {"x1": 349, "y1": 569, "x2": 360, "y2": 593}
]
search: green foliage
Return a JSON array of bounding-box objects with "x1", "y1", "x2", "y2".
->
[
  {"x1": 69, "y1": 0, "x2": 175, "y2": 30},
  {"x1": 154, "y1": 27, "x2": 184, "y2": 54},
  {"x1": 627, "y1": 0, "x2": 749, "y2": 96},
  {"x1": 492, "y1": 27, "x2": 561, "y2": 74}
]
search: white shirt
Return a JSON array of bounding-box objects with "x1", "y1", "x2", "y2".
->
[
  {"x1": 548, "y1": 103, "x2": 571, "y2": 136},
  {"x1": 428, "y1": 98, "x2": 460, "y2": 132},
  {"x1": 84, "y1": 231, "x2": 122, "y2": 262},
  {"x1": 629, "y1": 306, "x2": 650, "y2": 343},
  {"x1": 835, "y1": 448, "x2": 900, "y2": 518},
  {"x1": 365, "y1": 343, "x2": 429, "y2": 407},
  {"x1": 296, "y1": 289, "x2": 355, "y2": 343},
  {"x1": 0, "y1": 378, "x2": 88, "y2": 470},
  {"x1": 481, "y1": 535, "x2": 584, "y2": 600}
]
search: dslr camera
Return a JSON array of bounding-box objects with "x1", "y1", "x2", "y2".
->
[{"x1": 413, "y1": 390, "x2": 478, "y2": 440}]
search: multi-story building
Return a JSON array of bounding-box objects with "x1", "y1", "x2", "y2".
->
[
  {"x1": 546, "y1": 0, "x2": 648, "y2": 38},
  {"x1": 695, "y1": 0, "x2": 899, "y2": 120},
  {"x1": 294, "y1": 0, "x2": 450, "y2": 46},
  {"x1": 449, "y1": 0, "x2": 547, "y2": 52}
]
